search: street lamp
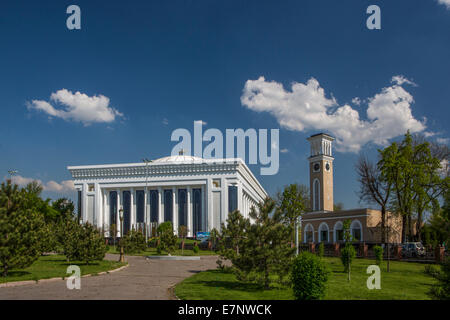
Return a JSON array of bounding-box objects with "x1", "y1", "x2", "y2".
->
[{"x1": 119, "y1": 207, "x2": 125, "y2": 263}]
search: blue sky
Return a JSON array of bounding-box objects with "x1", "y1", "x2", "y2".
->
[{"x1": 0, "y1": 0, "x2": 449, "y2": 209}]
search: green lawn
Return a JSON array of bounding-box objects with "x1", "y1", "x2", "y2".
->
[
  {"x1": 107, "y1": 245, "x2": 217, "y2": 256},
  {"x1": 175, "y1": 257, "x2": 438, "y2": 300},
  {"x1": 0, "y1": 255, "x2": 126, "y2": 284}
]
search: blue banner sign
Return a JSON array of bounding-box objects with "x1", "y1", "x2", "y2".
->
[{"x1": 196, "y1": 232, "x2": 210, "y2": 240}]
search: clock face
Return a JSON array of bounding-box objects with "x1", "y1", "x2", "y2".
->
[
  {"x1": 325, "y1": 162, "x2": 330, "y2": 171},
  {"x1": 313, "y1": 163, "x2": 320, "y2": 172}
]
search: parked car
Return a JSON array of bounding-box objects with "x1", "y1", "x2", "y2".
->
[{"x1": 402, "y1": 242, "x2": 425, "y2": 257}]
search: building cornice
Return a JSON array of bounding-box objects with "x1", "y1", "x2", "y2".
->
[{"x1": 68, "y1": 161, "x2": 239, "y2": 180}]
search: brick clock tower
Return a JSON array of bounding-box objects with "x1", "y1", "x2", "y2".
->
[{"x1": 307, "y1": 133, "x2": 334, "y2": 212}]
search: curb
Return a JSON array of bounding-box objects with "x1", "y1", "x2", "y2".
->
[
  {"x1": 167, "y1": 284, "x2": 181, "y2": 300},
  {"x1": 0, "y1": 263, "x2": 129, "y2": 288}
]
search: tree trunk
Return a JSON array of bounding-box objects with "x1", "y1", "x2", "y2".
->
[
  {"x1": 2, "y1": 265, "x2": 8, "y2": 277},
  {"x1": 408, "y1": 215, "x2": 413, "y2": 241},
  {"x1": 381, "y1": 207, "x2": 386, "y2": 243},
  {"x1": 416, "y1": 210, "x2": 423, "y2": 242},
  {"x1": 401, "y1": 216, "x2": 407, "y2": 243},
  {"x1": 347, "y1": 265, "x2": 351, "y2": 282}
]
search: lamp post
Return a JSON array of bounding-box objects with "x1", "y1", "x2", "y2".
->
[
  {"x1": 142, "y1": 158, "x2": 151, "y2": 242},
  {"x1": 119, "y1": 207, "x2": 125, "y2": 263}
]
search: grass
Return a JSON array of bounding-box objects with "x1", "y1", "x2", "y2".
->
[
  {"x1": 175, "y1": 257, "x2": 438, "y2": 300},
  {"x1": 0, "y1": 255, "x2": 126, "y2": 284},
  {"x1": 107, "y1": 245, "x2": 217, "y2": 256}
]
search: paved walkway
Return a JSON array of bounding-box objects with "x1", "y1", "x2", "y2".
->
[{"x1": 0, "y1": 254, "x2": 218, "y2": 300}]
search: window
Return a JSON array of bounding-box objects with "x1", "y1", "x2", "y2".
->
[
  {"x1": 164, "y1": 190, "x2": 173, "y2": 222},
  {"x1": 334, "y1": 221, "x2": 344, "y2": 242},
  {"x1": 77, "y1": 190, "x2": 82, "y2": 220},
  {"x1": 350, "y1": 220, "x2": 363, "y2": 241},
  {"x1": 150, "y1": 190, "x2": 159, "y2": 223},
  {"x1": 320, "y1": 230, "x2": 328, "y2": 242},
  {"x1": 313, "y1": 179, "x2": 320, "y2": 211},
  {"x1": 122, "y1": 191, "x2": 131, "y2": 234},
  {"x1": 109, "y1": 191, "x2": 117, "y2": 226},
  {"x1": 136, "y1": 190, "x2": 145, "y2": 223},
  {"x1": 228, "y1": 185, "x2": 238, "y2": 213},
  {"x1": 319, "y1": 223, "x2": 329, "y2": 242},
  {"x1": 352, "y1": 228, "x2": 361, "y2": 241},
  {"x1": 213, "y1": 179, "x2": 221, "y2": 188},
  {"x1": 193, "y1": 188, "x2": 202, "y2": 234},
  {"x1": 178, "y1": 189, "x2": 187, "y2": 227},
  {"x1": 88, "y1": 184, "x2": 95, "y2": 192},
  {"x1": 336, "y1": 230, "x2": 344, "y2": 241},
  {"x1": 304, "y1": 224, "x2": 314, "y2": 243}
]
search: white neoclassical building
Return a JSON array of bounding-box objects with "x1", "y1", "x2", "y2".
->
[{"x1": 67, "y1": 154, "x2": 267, "y2": 238}]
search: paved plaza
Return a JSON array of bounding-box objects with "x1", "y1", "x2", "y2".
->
[{"x1": 0, "y1": 254, "x2": 218, "y2": 300}]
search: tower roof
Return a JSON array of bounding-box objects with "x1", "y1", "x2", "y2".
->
[{"x1": 307, "y1": 133, "x2": 335, "y2": 141}]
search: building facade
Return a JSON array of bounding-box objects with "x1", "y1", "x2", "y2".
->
[
  {"x1": 68, "y1": 154, "x2": 267, "y2": 238},
  {"x1": 301, "y1": 133, "x2": 402, "y2": 244}
]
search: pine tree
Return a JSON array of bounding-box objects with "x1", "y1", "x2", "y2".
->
[{"x1": 0, "y1": 180, "x2": 46, "y2": 276}]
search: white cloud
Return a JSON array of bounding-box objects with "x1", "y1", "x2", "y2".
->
[
  {"x1": 9, "y1": 175, "x2": 75, "y2": 193},
  {"x1": 438, "y1": 0, "x2": 450, "y2": 9},
  {"x1": 241, "y1": 75, "x2": 425, "y2": 153},
  {"x1": 280, "y1": 148, "x2": 289, "y2": 153},
  {"x1": 351, "y1": 97, "x2": 361, "y2": 106},
  {"x1": 391, "y1": 75, "x2": 417, "y2": 87},
  {"x1": 27, "y1": 89, "x2": 123, "y2": 125},
  {"x1": 424, "y1": 131, "x2": 437, "y2": 138}
]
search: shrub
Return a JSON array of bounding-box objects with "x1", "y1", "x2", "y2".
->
[
  {"x1": 121, "y1": 229, "x2": 147, "y2": 254},
  {"x1": 290, "y1": 251, "x2": 330, "y2": 300},
  {"x1": 373, "y1": 245, "x2": 383, "y2": 266},
  {"x1": 318, "y1": 242, "x2": 324, "y2": 258},
  {"x1": 157, "y1": 222, "x2": 177, "y2": 254},
  {"x1": 341, "y1": 243, "x2": 356, "y2": 281},
  {"x1": 156, "y1": 245, "x2": 162, "y2": 255},
  {"x1": 424, "y1": 264, "x2": 440, "y2": 278},
  {"x1": 64, "y1": 222, "x2": 107, "y2": 264},
  {"x1": 148, "y1": 237, "x2": 159, "y2": 248},
  {"x1": 429, "y1": 257, "x2": 450, "y2": 300},
  {"x1": 193, "y1": 245, "x2": 199, "y2": 254}
]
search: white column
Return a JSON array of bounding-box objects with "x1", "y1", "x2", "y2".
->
[
  {"x1": 102, "y1": 189, "x2": 107, "y2": 236},
  {"x1": 202, "y1": 184, "x2": 206, "y2": 232},
  {"x1": 116, "y1": 189, "x2": 121, "y2": 238},
  {"x1": 237, "y1": 182, "x2": 242, "y2": 216},
  {"x1": 81, "y1": 183, "x2": 87, "y2": 223},
  {"x1": 221, "y1": 178, "x2": 226, "y2": 228},
  {"x1": 187, "y1": 186, "x2": 192, "y2": 237},
  {"x1": 172, "y1": 187, "x2": 177, "y2": 234},
  {"x1": 95, "y1": 183, "x2": 101, "y2": 228},
  {"x1": 130, "y1": 188, "x2": 135, "y2": 230},
  {"x1": 158, "y1": 187, "x2": 163, "y2": 223},
  {"x1": 144, "y1": 188, "x2": 148, "y2": 235}
]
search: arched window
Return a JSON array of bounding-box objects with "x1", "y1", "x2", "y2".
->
[
  {"x1": 318, "y1": 222, "x2": 329, "y2": 242},
  {"x1": 313, "y1": 179, "x2": 320, "y2": 211},
  {"x1": 350, "y1": 220, "x2": 363, "y2": 241},
  {"x1": 304, "y1": 224, "x2": 314, "y2": 243},
  {"x1": 333, "y1": 221, "x2": 344, "y2": 242}
]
